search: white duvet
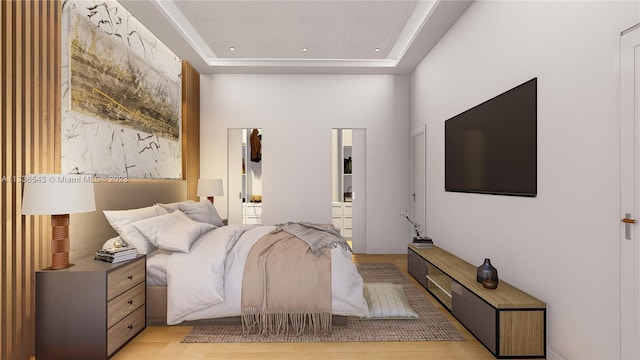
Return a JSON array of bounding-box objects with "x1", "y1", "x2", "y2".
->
[{"x1": 166, "y1": 224, "x2": 370, "y2": 325}]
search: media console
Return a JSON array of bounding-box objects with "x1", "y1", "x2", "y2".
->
[{"x1": 408, "y1": 244, "x2": 546, "y2": 358}]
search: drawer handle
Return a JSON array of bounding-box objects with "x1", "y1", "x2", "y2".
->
[
  {"x1": 127, "y1": 275, "x2": 133, "y2": 280},
  {"x1": 128, "y1": 300, "x2": 133, "y2": 305},
  {"x1": 127, "y1": 325, "x2": 133, "y2": 330}
]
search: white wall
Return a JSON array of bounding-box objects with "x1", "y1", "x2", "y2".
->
[
  {"x1": 201, "y1": 74, "x2": 411, "y2": 253},
  {"x1": 411, "y1": 1, "x2": 639, "y2": 359}
]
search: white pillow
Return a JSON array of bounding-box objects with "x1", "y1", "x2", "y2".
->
[
  {"x1": 131, "y1": 210, "x2": 215, "y2": 253},
  {"x1": 178, "y1": 200, "x2": 224, "y2": 227},
  {"x1": 103, "y1": 205, "x2": 167, "y2": 254},
  {"x1": 362, "y1": 283, "x2": 419, "y2": 319},
  {"x1": 156, "y1": 199, "x2": 196, "y2": 213}
]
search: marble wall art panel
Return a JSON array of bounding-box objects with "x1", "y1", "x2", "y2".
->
[{"x1": 61, "y1": 0, "x2": 182, "y2": 179}]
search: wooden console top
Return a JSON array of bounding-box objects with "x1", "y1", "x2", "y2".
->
[{"x1": 408, "y1": 244, "x2": 545, "y2": 309}]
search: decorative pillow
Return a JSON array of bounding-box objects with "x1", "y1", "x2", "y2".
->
[
  {"x1": 156, "y1": 200, "x2": 196, "y2": 213},
  {"x1": 178, "y1": 200, "x2": 225, "y2": 227},
  {"x1": 362, "y1": 283, "x2": 419, "y2": 319},
  {"x1": 131, "y1": 210, "x2": 215, "y2": 253},
  {"x1": 103, "y1": 205, "x2": 168, "y2": 254}
]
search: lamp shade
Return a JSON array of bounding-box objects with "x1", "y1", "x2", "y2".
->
[
  {"x1": 22, "y1": 174, "x2": 96, "y2": 215},
  {"x1": 197, "y1": 178, "x2": 224, "y2": 197}
]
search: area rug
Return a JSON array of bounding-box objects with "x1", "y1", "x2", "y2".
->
[{"x1": 181, "y1": 262, "x2": 465, "y2": 343}]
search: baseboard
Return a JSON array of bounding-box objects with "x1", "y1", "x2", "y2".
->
[{"x1": 546, "y1": 347, "x2": 566, "y2": 360}]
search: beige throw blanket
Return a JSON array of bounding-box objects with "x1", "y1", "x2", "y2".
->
[
  {"x1": 274, "y1": 222, "x2": 352, "y2": 256},
  {"x1": 241, "y1": 230, "x2": 332, "y2": 336}
]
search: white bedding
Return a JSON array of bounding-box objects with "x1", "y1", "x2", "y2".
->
[
  {"x1": 165, "y1": 224, "x2": 370, "y2": 325},
  {"x1": 146, "y1": 249, "x2": 171, "y2": 286}
]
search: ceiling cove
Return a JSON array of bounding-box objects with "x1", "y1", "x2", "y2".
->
[{"x1": 119, "y1": 0, "x2": 473, "y2": 74}]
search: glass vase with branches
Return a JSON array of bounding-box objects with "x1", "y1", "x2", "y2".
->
[{"x1": 400, "y1": 210, "x2": 424, "y2": 240}]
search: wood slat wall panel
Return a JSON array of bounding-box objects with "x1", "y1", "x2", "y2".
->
[
  {"x1": 182, "y1": 61, "x2": 200, "y2": 200},
  {"x1": 1, "y1": 1, "x2": 60, "y2": 359},
  {"x1": 2, "y1": 3, "x2": 199, "y2": 358}
]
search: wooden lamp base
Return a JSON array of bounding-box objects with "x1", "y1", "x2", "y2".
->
[{"x1": 50, "y1": 214, "x2": 70, "y2": 270}]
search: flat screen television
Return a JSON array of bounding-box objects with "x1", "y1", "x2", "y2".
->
[{"x1": 445, "y1": 78, "x2": 537, "y2": 197}]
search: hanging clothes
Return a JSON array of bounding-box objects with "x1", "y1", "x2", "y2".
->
[{"x1": 250, "y1": 128, "x2": 262, "y2": 162}]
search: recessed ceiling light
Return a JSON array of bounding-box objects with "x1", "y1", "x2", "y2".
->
[
  {"x1": 302, "y1": 47, "x2": 309, "y2": 52},
  {"x1": 229, "y1": 46, "x2": 236, "y2": 51},
  {"x1": 374, "y1": 48, "x2": 381, "y2": 52}
]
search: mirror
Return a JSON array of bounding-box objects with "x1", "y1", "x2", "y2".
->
[{"x1": 228, "y1": 128, "x2": 263, "y2": 224}]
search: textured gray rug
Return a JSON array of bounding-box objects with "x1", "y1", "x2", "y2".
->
[{"x1": 181, "y1": 262, "x2": 465, "y2": 343}]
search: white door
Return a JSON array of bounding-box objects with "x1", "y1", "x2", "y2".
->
[
  {"x1": 620, "y1": 23, "x2": 640, "y2": 359},
  {"x1": 351, "y1": 129, "x2": 366, "y2": 253},
  {"x1": 411, "y1": 127, "x2": 426, "y2": 237}
]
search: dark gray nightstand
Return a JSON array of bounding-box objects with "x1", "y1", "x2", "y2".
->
[{"x1": 35, "y1": 254, "x2": 146, "y2": 359}]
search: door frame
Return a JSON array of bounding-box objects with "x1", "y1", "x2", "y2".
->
[
  {"x1": 351, "y1": 128, "x2": 367, "y2": 254},
  {"x1": 410, "y1": 125, "x2": 427, "y2": 236},
  {"x1": 620, "y1": 22, "x2": 640, "y2": 359},
  {"x1": 227, "y1": 128, "x2": 243, "y2": 224}
]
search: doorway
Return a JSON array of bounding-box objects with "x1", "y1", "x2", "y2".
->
[
  {"x1": 332, "y1": 128, "x2": 366, "y2": 253},
  {"x1": 620, "y1": 23, "x2": 640, "y2": 359},
  {"x1": 228, "y1": 128, "x2": 263, "y2": 225}
]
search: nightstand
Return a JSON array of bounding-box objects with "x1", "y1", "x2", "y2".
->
[{"x1": 35, "y1": 254, "x2": 146, "y2": 359}]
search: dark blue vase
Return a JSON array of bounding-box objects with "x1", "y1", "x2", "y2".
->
[{"x1": 476, "y1": 258, "x2": 498, "y2": 284}]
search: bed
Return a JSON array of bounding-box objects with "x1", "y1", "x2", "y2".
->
[
  {"x1": 97, "y1": 194, "x2": 370, "y2": 330},
  {"x1": 142, "y1": 224, "x2": 369, "y2": 326}
]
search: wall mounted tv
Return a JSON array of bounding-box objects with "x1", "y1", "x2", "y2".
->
[{"x1": 445, "y1": 78, "x2": 537, "y2": 197}]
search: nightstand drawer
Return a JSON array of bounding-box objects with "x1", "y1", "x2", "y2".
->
[
  {"x1": 107, "y1": 306, "x2": 145, "y2": 356},
  {"x1": 107, "y1": 257, "x2": 145, "y2": 300},
  {"x1": 108, "y1": 282, "x2": 146, "y2": 328}
]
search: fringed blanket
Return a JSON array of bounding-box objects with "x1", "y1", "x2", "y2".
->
[
  {"x1": 274, "y1": 222, "x2": 352, "y2": 256},
  {"x1": 241, "y1": 228, "x2": 332, "y2": 336}
]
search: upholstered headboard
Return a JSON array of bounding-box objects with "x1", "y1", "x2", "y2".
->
[{"x1": 69, "y1": 180, "x2": 188, "y2": 259}]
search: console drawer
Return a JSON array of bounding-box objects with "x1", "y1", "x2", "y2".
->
[
  {"x1": 452, "y1": 282, "x2": 497, "y2": 354},
  {"x1": 407, "y1": 249, "x2": 427, "y2": 288}
]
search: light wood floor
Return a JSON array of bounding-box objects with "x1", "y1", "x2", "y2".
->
[{"x1": 112, "y1": 254, "x2": 497, "y2": 360}]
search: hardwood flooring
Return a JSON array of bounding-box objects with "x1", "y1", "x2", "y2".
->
[{"x1": 112, "y1": 254, "x2": 497, "y2": 360}]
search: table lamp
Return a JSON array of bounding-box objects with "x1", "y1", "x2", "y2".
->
[
  {"x1": 22, "y1": 174, "x2": 96, "y2": 270},
  {"x1": 197, "y1": 178, "x2": 224, "y2": 203}
]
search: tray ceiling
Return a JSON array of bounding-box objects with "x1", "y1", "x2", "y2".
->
[{"x1": 119, "y1": 0, "x2": 473, "y2": 74}]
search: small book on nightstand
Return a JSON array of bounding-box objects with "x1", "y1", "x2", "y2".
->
[{"x1": 95, "y1": 247, "x2": 137, "y2": 263}]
